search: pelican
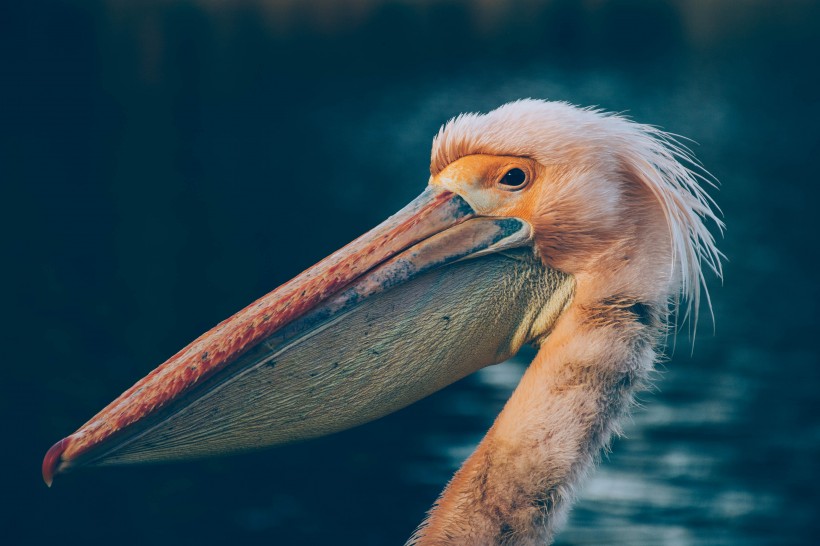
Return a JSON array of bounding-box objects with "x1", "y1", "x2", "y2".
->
[{"x1": 43, "y1": 100, "x2": 722, "y2": 545}]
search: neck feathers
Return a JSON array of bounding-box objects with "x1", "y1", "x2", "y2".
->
[
  {"x1": 413, "y1": 100, "x2": 723, "y2": 544},
  {"x1": 410, "y1": 297, "x2": 661, "y2": 545},
  {"x1": 409, "y1": 176, "x2": 679, "y2": 545}
]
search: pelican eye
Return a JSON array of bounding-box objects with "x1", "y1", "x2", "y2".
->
[{"x1": 499, "y1": 167, "x2": 527, "y2": 189}]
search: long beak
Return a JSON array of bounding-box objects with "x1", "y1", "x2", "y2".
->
[{"x1": 43, "y1": 187, "x2": 572, "y2": 486}]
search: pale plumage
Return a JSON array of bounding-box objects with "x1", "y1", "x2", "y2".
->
[
  {"x1": 43, "y1": 100, "x2": 722, "y2": 546},
  {"x1": 432, "y1": 100, "x2": 723, "y2": 326},
  {"x1": 411, "y1": 100, "x2": 723, "y2": 544}
]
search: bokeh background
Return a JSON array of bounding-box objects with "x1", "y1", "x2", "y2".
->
[{"x1": 3, "y1": 1, "x2": 819, "y2": 544}]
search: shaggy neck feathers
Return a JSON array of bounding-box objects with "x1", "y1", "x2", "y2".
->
[{"x1": 411, "y1": 100, "x2": 722, "y2": 544}]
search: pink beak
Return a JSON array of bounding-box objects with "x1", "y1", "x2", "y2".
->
[{"x1": 43, "y1": 187, "x2": 546, "y2": 485}]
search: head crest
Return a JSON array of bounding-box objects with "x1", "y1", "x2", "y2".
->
[{"x1": 431, "y1": 99, "x2": 724, "y2": 329}]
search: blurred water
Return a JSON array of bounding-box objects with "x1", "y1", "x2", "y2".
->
[{"x1": 4, "y1": 1, "x2": 819, "y2": 545}]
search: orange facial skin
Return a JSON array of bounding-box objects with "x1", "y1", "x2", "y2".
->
[{"x1": 432, "y1": 154, "x2": 544, "y2": 221}]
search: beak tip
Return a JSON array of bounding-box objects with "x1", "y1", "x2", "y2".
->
[{"x1": 43, "y1": 437, "x2": 69, "y2": 487}]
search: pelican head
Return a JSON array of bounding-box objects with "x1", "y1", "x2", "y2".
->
[{"x1": 43, "y1": 100, "x2": 721, "y2": 545}]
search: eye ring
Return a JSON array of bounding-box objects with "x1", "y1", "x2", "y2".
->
[{"x1": 498, "y1": 167, "x2": 528, "y2": 190}]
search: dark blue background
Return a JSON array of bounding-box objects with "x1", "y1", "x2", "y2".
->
[{"x1": 3, "y1": 1, "x2": 818, "y2": 544}]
